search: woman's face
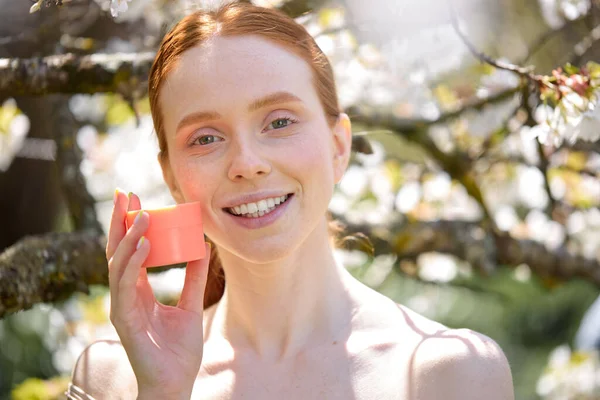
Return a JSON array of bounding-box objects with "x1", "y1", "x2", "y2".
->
[{"x1": 158, "y1": 34, "x2": 351, "y2": 263}]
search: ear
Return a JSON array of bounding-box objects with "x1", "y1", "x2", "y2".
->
[
  {"x1": 332, "y1": 112, "x2": 352, "y2": 184},
  {"x1": 158, "y1": 154, "x2": 185, "y2": 204}
]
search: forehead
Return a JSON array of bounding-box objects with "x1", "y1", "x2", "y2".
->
[{"x1": 159, "y1": 35, "x2": 317, "y2": 132}]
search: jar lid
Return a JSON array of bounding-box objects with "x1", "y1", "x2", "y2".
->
[{"x1": 126, "y1": 201, "x2": 203, "y2": 230}]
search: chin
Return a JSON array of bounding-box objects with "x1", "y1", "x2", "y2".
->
[
  {"x1": 215, "y1": 230, "x2": 302, "y2": 264},
  {"x1": 224, "y1": 235, "x2": 303, "y2": 264}
]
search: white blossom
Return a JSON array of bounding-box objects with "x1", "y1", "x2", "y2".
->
[
  {"x1": 536, "y1": 344, "x2": 600, "y2": 399},
  {"x1": 110, "y1": 0, "x2": 131, "y2": 17},
  {"x1": 29, "y1": 0, "x2": 43, "y2": 14},
  {"x1": 566, "y1": 104, "x2": 600, "y2": 142},
  {"x1": 538, "y1": 0, "x2": 591, "y2": 29},
  {"x1": 395, "y1": 181, "x2": 422, "y2": 213},
  {"x1": 530, "y1": 105, "x2": 565, "y2": 147},
  {"x1": 0, "y1": 99, "x2": 30, "y2": 171},
  {"x1": 418, "y1": 253, "x2": 458, "y2": 283},
  {"x1": 560, "y1": 0, "x2": 591, "y2": 21},
  {"x1": 529, "y1": 97, "x2": 599, "y2": 147}
]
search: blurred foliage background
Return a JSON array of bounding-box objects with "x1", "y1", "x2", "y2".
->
[{"x1": 1, "y1": 0, "x2": 600, "y2": 399}]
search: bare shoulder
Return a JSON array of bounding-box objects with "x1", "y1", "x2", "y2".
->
[
  {"x1": 69, "y1": 307, "x2": 218, "y2": 399},
  {"x1": 395, "y1": 304, "x2": 514, "y2": 400},
  {"x1": 70, "y1": 339, "x2": 138, "y2": 400}
]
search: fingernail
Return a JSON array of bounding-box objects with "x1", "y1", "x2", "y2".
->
[
  {"x1": 134, "y1": 210, "x2": 144, "y2": 224},
  {"x1": 128, "y1": 192, "x2": 133, "y2": 200},
  {"x1": 114, "y1": 189, "x2": 119, "y2": 204},
  {"x1": 137, "y1": 236, "x2": 145, "y2": 250}
]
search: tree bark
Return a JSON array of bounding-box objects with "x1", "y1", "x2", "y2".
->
[
  {"x1": 0, "y1": 52, "x2": 155, "y2": 97},
  {"x1": 0, "y1": 231, "x2": 107, "y2": 317},
  {"x1": 2, "y1": 217, "x2": 599, "y2": 319}
]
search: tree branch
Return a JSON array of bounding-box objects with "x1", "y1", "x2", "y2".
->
[
  {"x1": 520, "y1": 13, "x2": 591, "y2": 64},
  {"x1": 487, "y1": 154, "x2": 599, "y2": 179},
  {"x1": 494, "y1": 233, "x2": 600, "y2": 283},
  {"x1": 346, "y1": 103, "x2": 507, "y2": 226},
  {"x1": 0, "y1": 52, "x2": 155, "y2": 97},
  {"x1": 2, "y1": 214, "x2": 600, "y2": 318},
  {"x1": 276, "y1": 0, "x2": 321, "y2": 18},
  {"x1": 570, "y1": 23, "x2": 600, "y2": 65},
  {"x1": 0, "y1": 231, "x2": 107, "y2": 318},
  {"x1": 337, "y1": 215, "x2": 600, "y2": 284},
  {"x1": 346, "y1": 87, "x2": 522, "y2": 136},
  {"x1": 53, "y1": 96, "x2": 104, "y2": 233},
  {"x1": 448, "y1": 0, "x2": 552, "y2": 91}
]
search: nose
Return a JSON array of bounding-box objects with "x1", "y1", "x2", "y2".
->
[{"x1": 227, "y1": 139, "x2": 271, "y2": 181}]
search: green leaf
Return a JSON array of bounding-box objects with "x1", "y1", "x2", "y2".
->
[
  {"x1": 318, "y1": 7, "x2": 344, "y2": 28},
  {"x1": 433, "y1": 84, "x2": 459, "y2": 109},
  {"x1": 585, "y1": 61, "x2": 600, "y2": 79},
  {"x1": 105, "y1": 97, "x2": 134, "y2": 126},
  {"x1": 563, "y1": 63, "x2": 579, "y2": 76},
  {"x1": 11, "y1": 378, "x2": 47, "y2": 400},
  {"x1": 384, "y1": 159, "x2": 403, "y2": 192},
  {"x1": 0, "y1": 100, "x2": 20, "y2": 135},
  {"x1": 12, "y1": 376, "x2": 70, "y2": 400}
]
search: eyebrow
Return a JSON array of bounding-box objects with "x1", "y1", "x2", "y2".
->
[{"x1": 175, "y1": 91, "x2": 303, "y2": 134}]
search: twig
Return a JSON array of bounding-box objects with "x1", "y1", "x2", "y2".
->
[
  {"x1": 476, "y1": 102, "x2": 524, "y2": 160},
  {"x1": 536, "y1": 139, "x2": 562, "y2": 216},
  {"x1": 519, "y1": 82, "x2": 568, "y2": 232},
  {"x1": 347, "y1": 105, "x2": 499, "y2": 227},
  {"x1": 520, "y1": 14, "x2": 591, "y2": 64},
  {"x1": 53, "y1": 97, "x2": 104, "y2": 234},
  {"x1": 448, "y1": 0, "x2": 550, "y2": 89},
  {"x1": 487, "y1": 154, "x2": 599, "y2": 179},
  {"x1": 570, "y1": 23, "x2": 600, "y2": 65},
  {"x1": 346, "y1": 86, "x2": 522, "y2": 136},
  {"x1": 336, "y1": 214, "x2": 600, "y2": 283}
]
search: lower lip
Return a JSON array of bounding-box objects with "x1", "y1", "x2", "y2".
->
[{"x1": 224, "y1": 195, "x2": 293, "y2": 229}]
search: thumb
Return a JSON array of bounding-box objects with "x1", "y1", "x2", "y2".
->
[{"x1": 177, "y1": 242, "x2": 211, "y2": 315}]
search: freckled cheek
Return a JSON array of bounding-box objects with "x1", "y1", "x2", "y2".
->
[
  {"x1": 172, "y1": 159, "x2": 217, "y2": 211},
  {"x1": 281, "y1": 140, "x2": 334, "y2": 188}
]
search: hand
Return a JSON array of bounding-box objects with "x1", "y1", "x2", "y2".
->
[{"x1": 106, "y1": 190, "x2": 211, "y2": 397}]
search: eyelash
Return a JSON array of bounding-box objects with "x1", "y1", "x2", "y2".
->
[{"x1": 189, "y1": 116, "x2": 299, "y2": 147}]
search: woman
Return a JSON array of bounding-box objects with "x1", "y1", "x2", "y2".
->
[{"x1": 68, "y1": 2, "x2": 514, "y2": 399}]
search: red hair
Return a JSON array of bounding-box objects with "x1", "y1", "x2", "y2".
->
[{"x1": 148, "y1": 2, "x2": 343, "y2": 309}]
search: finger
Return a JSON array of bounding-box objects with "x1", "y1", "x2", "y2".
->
[
  {"x1": 106, "y1": 188, "x2": 127, "y2": 260},
  {"x1": 135, "y1": 267, "x2": 155, "y2": 311},
  {"x1": 177, "y1": 242, "x2": 211, "y2": 315},
  {"x1": 108, "y1": 210, "x2": 149, "y2": 310},
  {"x1": 116, "y1": 235, "x2": 152, "y2": 312},
  {"x1": 127, "y1": 192, "x2": 142, "y2": 212}
]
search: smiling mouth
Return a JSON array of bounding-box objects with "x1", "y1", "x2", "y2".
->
[{"x1": 225, "y1": 194, "x2": 293, "y2": 218}]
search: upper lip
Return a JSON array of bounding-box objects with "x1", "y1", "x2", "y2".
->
[{"x1": 221, "y1": 191, "x2": 293, "y2": 209}]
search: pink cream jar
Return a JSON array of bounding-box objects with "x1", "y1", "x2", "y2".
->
[{"x1": 125, "y1": 201, "x2": 206, "y2": 268}]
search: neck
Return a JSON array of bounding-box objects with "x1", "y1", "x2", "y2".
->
[{"x1": 210, "y1": 219, "x2": 358, "y2": 362}]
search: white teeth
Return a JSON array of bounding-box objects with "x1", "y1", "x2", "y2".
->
[
  {"x1": 228, "y1": 194, "x2": 290, "y2": 217},
  {"x1": 247, "y1": 203, "x2": 258, "y2": 213},
  {"x1": 257, "y1": 199, "x2": 268, "y2": 212}
]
